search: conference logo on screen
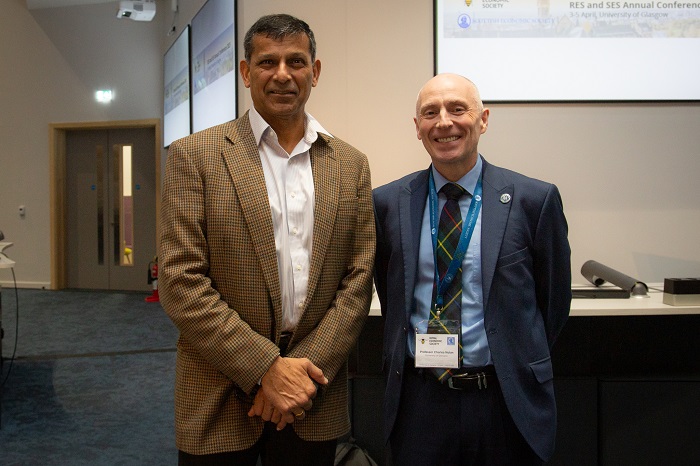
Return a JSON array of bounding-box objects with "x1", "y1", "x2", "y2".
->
[{"x1": 458, "y1": 14, "x2": 473, "y2": 28}]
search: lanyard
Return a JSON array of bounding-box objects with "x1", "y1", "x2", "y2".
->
[{"x1": 429, "y1": 169, "x2": 483, "y2": 312}]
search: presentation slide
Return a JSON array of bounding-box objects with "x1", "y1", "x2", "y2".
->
[
  {"x1": 191, "y1": 0, "x2": 237, "y2": 133},
  {"x1": 163, "y1": 26, "x2": 191, "y2": 147},
  {"x1": 435, "y1": 0, "x2": 700, "y2": 101}
]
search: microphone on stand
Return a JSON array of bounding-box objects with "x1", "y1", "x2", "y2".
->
[{"x1": 581, "y1": 260, "x2": 648, "y2": 297}]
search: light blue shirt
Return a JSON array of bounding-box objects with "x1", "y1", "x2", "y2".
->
[{"x1": 409, "y1": 155, "x2": 492, "y2": 368}]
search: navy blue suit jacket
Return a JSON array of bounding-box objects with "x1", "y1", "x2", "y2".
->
[{"x1": 373, "y1": 158, "x2": 572, "y2": 461}]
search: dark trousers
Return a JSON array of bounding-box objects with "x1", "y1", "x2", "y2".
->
[
  {"x1": 388, "y1": 363, "x2": 543, "y2": 466},
  {"x1": 178, "y1": 423, "x2": 337, "y2": 466}
]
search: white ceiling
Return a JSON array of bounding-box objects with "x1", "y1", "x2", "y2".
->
[{"x1": 26, "y1": 0, "x2": 116, "y2": 9}]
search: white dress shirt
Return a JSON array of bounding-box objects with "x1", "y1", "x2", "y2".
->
[{"x1": 249, "y1": 107, "x2": 332, "y2": 332}]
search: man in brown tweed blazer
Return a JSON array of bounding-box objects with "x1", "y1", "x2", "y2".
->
[{"x1": 159, "y1": 14, "x2": 375, "y2": 466}]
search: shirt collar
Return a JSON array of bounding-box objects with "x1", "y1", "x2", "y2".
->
[
  {"x1": 248, "y1": 106, "x2": 333, "y2": 147},
  {"x1": 431, "y1": 155, "x2": 483, "y2": 196}
]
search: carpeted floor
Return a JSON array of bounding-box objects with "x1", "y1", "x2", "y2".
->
[{"x1": 0, "y1": 288, "x2": 179, "y2": 465}]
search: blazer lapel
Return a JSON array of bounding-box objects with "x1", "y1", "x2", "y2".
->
[
  {"x1": 401, "y1": 169, "x2": 430, "y2": 320},
  {"x1": 304, "y1": 135, "x2": 339, "y2": 316},
  {"x1": 480, "y1": 160, "x2": 512, "y2": 309},
  {"x1": 222, "y1": 114, "x2": 283, "y2": 323}
]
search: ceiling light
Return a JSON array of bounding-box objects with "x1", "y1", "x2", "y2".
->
[{"x1": 95, "y1": 89, "x2": 113, "y2": 103}]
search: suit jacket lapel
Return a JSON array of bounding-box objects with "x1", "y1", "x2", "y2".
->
[
  {"x1": 480, "y1": 159, "x2": 512, "y2": 309},
  {"x1": 304, "y1": 135, "x2": 339, "y2": 317},
  {"x1": 222, "y1": 113, "x2": 283, "y2": 323},
  {"x1": 401, "y1": 169, "x2": 430, "y2": 320}
]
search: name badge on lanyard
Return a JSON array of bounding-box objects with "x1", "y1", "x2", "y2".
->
[{"x1": 415, "y1": 170, "x2": 482, "y2": 369}]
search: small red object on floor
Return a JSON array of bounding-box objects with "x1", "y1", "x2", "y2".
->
[{"x1": 145, "y1": 258, "x2": 159, "y2": 302}]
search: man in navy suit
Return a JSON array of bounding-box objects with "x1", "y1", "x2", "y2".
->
[{"x1": 373, "y1": 74, "x2": 572, "y2": 465}]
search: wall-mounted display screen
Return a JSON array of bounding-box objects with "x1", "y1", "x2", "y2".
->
[
  {"x1": 435, "y1": 0, "x2": 700, "y2": 102},
  {"x1": 191, "y1": 0, "x2": 237, "y2": 132},
  {"x1": 163, "y1": 25, "x2": 191, "y2": 147}
]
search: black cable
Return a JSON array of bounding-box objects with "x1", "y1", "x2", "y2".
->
[
  {"x1": 0, "y1": 267, "x2": 19, "y2": 388},
  {"x1": 166, "y1": 7, "x2": 179, "y2": 36}
]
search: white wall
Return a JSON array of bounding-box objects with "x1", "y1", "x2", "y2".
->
[
  {"x1": 2, "y1": 0, "x2": 699, "y2": 288},
  {"x1": 1, "y1": 0, "x2": 163, "y2": 288}
]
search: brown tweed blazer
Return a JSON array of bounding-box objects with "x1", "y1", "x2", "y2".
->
[{"x1": 159, "y1": 112, "x2": 376, "y2": 455}]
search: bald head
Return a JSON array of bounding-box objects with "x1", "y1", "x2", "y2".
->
[
  {"x1": 413, "y1": 72, "x2": 489, "y2": 181},
  {"x1": 415, "y1": 73, "x2": 483, "y2": 118}
]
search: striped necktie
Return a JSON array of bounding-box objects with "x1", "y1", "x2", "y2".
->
[{"x1": 430, "y1": 182, "x2": 465, "y2": 381}]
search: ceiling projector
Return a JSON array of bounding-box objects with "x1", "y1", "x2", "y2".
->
[{"x1": 117, "y1": 0, "x2": 156, "y2": 22}]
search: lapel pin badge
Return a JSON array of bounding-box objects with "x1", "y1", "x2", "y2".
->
[{"x1": 500, "y1": 193, "x2": 511, "y2": 204}]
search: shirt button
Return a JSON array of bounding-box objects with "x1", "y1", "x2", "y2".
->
[
  {"x1": 290, "y1": 192, "x2": 296, "y2": 198},
  {"x1": 292, "y1": 227, "x2": 298, "y2": 235},
  {"x1": 296, "y1": 264, "x2": 302, "y2": 271},
  {"x1": 298, "y1": 302, "x2": 304, "y2": 309}
]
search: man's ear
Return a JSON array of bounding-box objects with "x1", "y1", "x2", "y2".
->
[
  {"x1": 480, "y1": 108, "x2": 490, "y2": 134},
  {"x1": 240, "y1": 60, "x2": 251, "y2": 88},
  {"x1": 311, "y1": 59, "x2": 321, "y2": 87}
]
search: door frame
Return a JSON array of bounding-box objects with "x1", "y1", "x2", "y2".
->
[{"x1": 49, "y1": 119, "x2": 161, "y2": 290}]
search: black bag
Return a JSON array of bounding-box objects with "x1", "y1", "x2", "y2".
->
[{"x1": 334, "y1": 437, "x2": 378, "y2": 466}]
